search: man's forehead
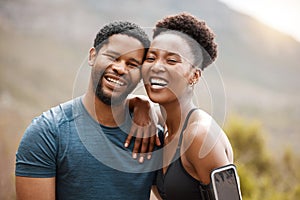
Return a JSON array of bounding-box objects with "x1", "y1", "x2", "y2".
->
[{"x1": 107, "y1": 34, "x2": 144, "y2": 52}]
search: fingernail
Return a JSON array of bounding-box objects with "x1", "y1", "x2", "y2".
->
[
  {"x1": 124, "y1": 142, "x2": 128, "y2": 148},
  {"x1": 139, "y1": 156, "x2": 144, "y2": 163},
  {"x1": 133, "y1": 153, "x2": 137, "y2": 159},
  {"x1": 147, "y1": 154, "x2": 152, "y2": 160}
]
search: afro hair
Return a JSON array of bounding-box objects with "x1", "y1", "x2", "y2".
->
[{"x1": 153, "y1": 12, "x2": 217, "y2": 70}]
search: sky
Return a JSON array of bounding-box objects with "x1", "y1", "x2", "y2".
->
[{"x1": 219, "y1": 0, "x2": 300, "y2": 42}]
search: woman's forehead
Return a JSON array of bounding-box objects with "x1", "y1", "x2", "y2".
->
[{"x1": 150, "y1": 33, "x2": 194, "y2": 61}]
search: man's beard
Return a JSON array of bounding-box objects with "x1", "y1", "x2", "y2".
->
[
  {"x1": 95, "y1": 82, "x2": 128, "y2": 106},
  {"x1": 92, "y1": 71, "x2": 130, "y2": 106}
]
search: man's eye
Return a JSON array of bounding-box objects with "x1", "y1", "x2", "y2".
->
[{"x1": 127, "y1": 63, "x2": 139, "y2": 68}]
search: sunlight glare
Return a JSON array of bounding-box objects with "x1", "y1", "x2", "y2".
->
[{"x1": 219, "y1": 0, "x2": 300, "y2": 41}]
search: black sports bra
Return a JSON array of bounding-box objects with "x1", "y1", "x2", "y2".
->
[{"x1": 155, "y1": 108, "x2": 214, "y2": 200}]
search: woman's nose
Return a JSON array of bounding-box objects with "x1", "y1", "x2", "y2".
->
[{"x1": 151, "y1": 61, "x2": 166, "y2": 73}]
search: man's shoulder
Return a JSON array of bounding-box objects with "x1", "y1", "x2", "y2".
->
[
  {"x1": 21, "y1": 98, "x2": 83, "y2": 145},
  {"x1": 32, "y1": 97, "x2": 81, "y2": 129}
]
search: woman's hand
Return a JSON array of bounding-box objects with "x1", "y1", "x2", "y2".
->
[{"x1": 125, "y1": 95, "x2": 161, "y2": 163}]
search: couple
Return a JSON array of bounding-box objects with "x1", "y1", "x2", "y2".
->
[{"x1": 15, "y1": 12, "x2": 233, "y2": 200}]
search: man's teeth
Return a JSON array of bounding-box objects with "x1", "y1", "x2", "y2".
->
[
  {"x1": 107, "y1": 77, "x2": 124, "y2": 86},
  {"x1": 150, "y1": 78, "x2": 167, "y2": 86}
]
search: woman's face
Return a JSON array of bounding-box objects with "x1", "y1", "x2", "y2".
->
[{"x1": 142, "y1": 33, "x2": 196, "y2": 105}]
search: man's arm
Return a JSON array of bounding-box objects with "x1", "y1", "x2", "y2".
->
[
  {"x1": 16, "y1": 177, "x2": 55, "y2": 200},
  {"x1": 15, "y1": 109, "x2": 59, "y2": 200}
]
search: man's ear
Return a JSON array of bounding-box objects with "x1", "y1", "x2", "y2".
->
[{"x1": 88, "y1": 47, "x2": 97, "y2": 66}]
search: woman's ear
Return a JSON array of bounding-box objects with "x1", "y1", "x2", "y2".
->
[
  {"x1": 88, "y1": 47, "x2": 97, "y2": 66},
  {"x1": 194, "y1": 69, "x2": 201, "y2": 81},
  {"x1": 189, "y1": 69, "x2": 201, "y2": 85}
]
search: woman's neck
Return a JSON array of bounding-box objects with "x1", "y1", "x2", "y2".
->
[{"x1": 160, "y1": 99, "x2": 195, "y2": 138}]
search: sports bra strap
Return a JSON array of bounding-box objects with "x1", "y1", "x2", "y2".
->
[{"x1": 178, "y1": 108, "x2": 199, "y2": 147}]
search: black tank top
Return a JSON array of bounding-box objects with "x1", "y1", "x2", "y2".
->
[{"x1": 155, "y1": 108, "x2": 214, "y2": 200}]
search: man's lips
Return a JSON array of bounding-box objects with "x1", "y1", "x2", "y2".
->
[
  {"x1": 104, "y1": 74, "x2": 127, "y2": 88},
  {"x1": 105, "y1": 76, "x2": 125, "y2": 86}
]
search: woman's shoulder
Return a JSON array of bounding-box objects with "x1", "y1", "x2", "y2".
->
[
  {"x1": 183, "y1": 109, "x2": 229, "y2": 153},
  {"x1": 184, "y1": 109, "x2": 215, "y2": 136},
  {"x1": 183, "y1": 108, "x2": 233, "y2": 162},
  {"x1": 181, "y1": 109, "x2": 210, "y2": 147}
]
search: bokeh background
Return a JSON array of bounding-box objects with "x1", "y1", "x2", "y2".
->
[{"x1": 1, "y1": 0, "x2": 299, "y2": 199}]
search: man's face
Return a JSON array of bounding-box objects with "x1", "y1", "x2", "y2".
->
[{"x1": 89, "y1": 34, "x2": 145, "y2": 105}]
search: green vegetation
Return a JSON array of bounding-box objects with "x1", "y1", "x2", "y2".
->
[{"x1": 225, "y1": 116, "x2": 300, "y2": 200}]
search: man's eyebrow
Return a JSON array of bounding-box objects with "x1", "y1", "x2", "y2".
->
[
  {"x1": 129, "y1": 58, "x2": 142, "y2": 65},
  {"x1": 106, "y1": 50, "x2": 142, "y2": 65},
  {"x1": 105, "y1": 50, "x2": 121, "y2": 56}
]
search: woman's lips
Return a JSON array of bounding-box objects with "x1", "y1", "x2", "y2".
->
[{"x1": 149, "y1": 77, "x2": 168, "y2": 89}]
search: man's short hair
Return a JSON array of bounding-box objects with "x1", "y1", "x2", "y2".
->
[{"x1": 93, "y1": 21, "x2": 150, "y2": 52}]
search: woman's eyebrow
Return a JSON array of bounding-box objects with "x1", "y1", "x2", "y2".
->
[
  {"x1": 167, "y1": 52, "x2": 181, "y2": 57},
  {"x1": 149, "y1": 48, "x2": 180, "y2": 57}
]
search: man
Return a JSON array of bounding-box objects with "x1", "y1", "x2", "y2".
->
[{"x1": 15, "y1": 21, "x2": 161, "y2": 200}]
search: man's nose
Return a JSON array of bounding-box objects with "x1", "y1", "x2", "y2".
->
[{"x1": 111, "y1": 61, "x2": 127, "y2": 75}]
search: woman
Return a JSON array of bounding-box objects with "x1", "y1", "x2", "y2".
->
[{"x1": 142, "y1": 13, "x2": 234, "y2": 199}]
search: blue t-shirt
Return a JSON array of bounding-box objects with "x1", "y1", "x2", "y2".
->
[{"x1": 16, "y1": 97, "x2": 162, "y2": 200}]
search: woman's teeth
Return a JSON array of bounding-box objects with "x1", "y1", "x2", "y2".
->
[{"x1": 150, "y1": 78, "x2": 167, "y2": 88}]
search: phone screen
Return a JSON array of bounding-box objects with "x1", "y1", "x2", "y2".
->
[{"x1": 211, "y1": 165, "x2": 242, "y2": 200}]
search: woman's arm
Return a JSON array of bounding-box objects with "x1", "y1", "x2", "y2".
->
[
  {"x1": 182, "y1": 116, "x2": 232, "y2": 184},
  {"x1": 126, "y1": 94, "x2": 162, "y2": 163},
  {"x1": 151, "y1": 186, "x2": 163, "y2": 200}
]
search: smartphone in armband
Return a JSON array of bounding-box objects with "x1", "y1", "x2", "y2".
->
[{"x1": 210, "y1": 164, "x2": 242, "y2": 200}]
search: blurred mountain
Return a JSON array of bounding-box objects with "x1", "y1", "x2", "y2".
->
[
  {"x1": 1, "y1": 0, "x2": 300, "y2": 198},
  {"x1": 1, "y1": 0, "x2": 299, "y2": 156}
]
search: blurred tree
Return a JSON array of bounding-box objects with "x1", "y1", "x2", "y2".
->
[{"x1": 225, "y1": 116, "x2": 300, "y2": 200}]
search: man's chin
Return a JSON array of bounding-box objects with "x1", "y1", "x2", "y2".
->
[{"x1": 96, "y1": 92, "x2": 127, "y2": 106}]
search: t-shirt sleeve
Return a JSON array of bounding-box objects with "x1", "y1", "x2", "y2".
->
[{"x1": 15, "y1": 113, "x2": 58, "y2": 178}]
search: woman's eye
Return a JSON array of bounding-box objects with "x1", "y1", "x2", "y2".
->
[
  {"x1": 145, "y1": 57, "x2": 155, "y2": 62},
  {"x1": 167, "y1": 59, "x2": 178, "y2": 64}
]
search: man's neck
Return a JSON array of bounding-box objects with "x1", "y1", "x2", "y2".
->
[{"x1": 82, "y1": 91, "x2": 127, "y2": 127}]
